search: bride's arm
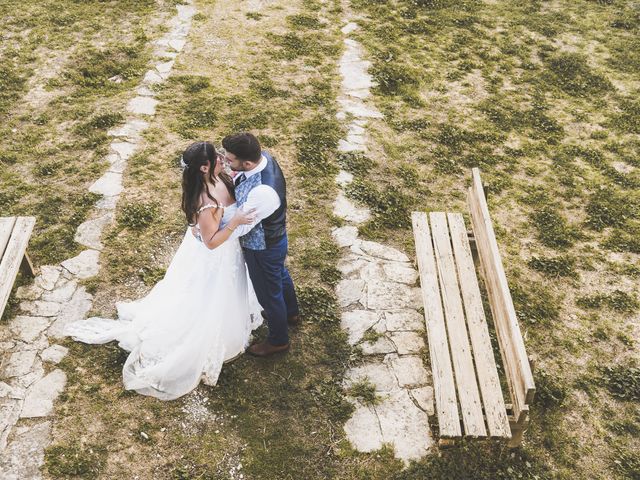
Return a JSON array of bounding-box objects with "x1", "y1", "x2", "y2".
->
[{"x1": 199, "y1": 207, "x2": 255, "y2": 250}]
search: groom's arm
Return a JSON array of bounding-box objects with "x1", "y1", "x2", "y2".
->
[{"x1": 230, "y1": 185, "x2": 280, "y2": 238}]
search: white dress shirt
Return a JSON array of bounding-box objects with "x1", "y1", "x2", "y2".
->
[{"x1": 231, "y1": 155, "x2": 281, "y2": 238}]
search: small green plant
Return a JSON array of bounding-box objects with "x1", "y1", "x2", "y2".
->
[
  {"x1": 362, "y1": 329, "x2": 383, "y2": 344},
  {"x1": 535, "y1": 369, "x2": 568, "y2": 409},
  {"x1": 600, "y1": 361, "x2": 640, "y2": 401},
  {"x1": 296, "y1": 285, "x2": 339, "y2": 324},
  {"x1": 347, "y1": 379, "x2": 381, "y2": 406},
  {"x1": 545, "y1": 52, "x2": 612, "y2": 97},
  {"x1": 118, "y1": 202, "x2": 159, "y2": 230},
  {"x1": 336, "y1": 152, "x2": 374, "y2": 176},
  {"x1": 577, "y1": 290, "x2": 640, "y2": 314},
  {"x1": 45, "y1": 442, "x2": 107, "y2": 477},
  {"x1": 528, "y1": 255, "x2": 578, "y2": 278},
  {"x1": 531, "y1": 206, "x2": 580, "y2": 249},
  {"x1": 246, "y1": 11, "x2": 264, "y2": 21},
  {"x1": 511, "y1": 281, "x2": 561, "y2": 324}
]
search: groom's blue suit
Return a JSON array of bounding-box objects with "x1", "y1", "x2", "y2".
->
[{"x1": 234, "y1": 151, "x2": 298, "y2": 346}]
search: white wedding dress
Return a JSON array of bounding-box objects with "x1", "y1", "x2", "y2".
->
[{"x1": 64, "y1": 203, "x2": 262, "y2": 400}]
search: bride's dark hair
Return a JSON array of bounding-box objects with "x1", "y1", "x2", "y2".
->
[{"x1": 181, "y1": 141, "x2": 235, "y2": 225}]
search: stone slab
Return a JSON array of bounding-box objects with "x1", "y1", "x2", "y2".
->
[
  {"x1": 0, "y1": 421, "x2": 51, "y2": 479},
  {"x1": 384, "y1": 310, "x2": 424, "y2": 331},
  {"x1": 74, "y1": 212, "x2": 114, "y2": 250},
  {"x1": 336, "y1": 279, "x2": 366, "y2": 308},
  {"x1": 20, "y1": 369, "x2": 67, "y2": 418},
  {"x1": 386, "y1": 354, "x2": 430, "y2": 388},
  {"x1": 127, "y1": 96, "x2": 158, "y2": 116},
  {"x1": 2, "y1": 350, "x2": 37, "y2": 378},
  {"x1": 61, "y1": 250, "x2": 100, "y2": 279},
  {"x1": 48, "y1": 286, "x2": 93, "y2": 339},
  {"x1": 389, "y1": 331, "x2": 425, "y2": 355},
  {"x1": 332, "y1": 226, "x2": 359, "y2": 248},
  {"x1": 89, "y1": 171, "x2": 123, "y2": 197},
  {"x1": 8, "y1": 316, "x2": 50, "y2": 343},
  {"x1": 343, "y1": 403, "x2": 384, "y2": 453},
  {"x1": 19, "y1": 301, "x2": 60, "y2": 317},
  {"x1": 344, "y1": 362, "x2": 398, "y2": 393},
  {"x1": 40, "y1": 345, "x2": 68, "y2": 364},
  {"x1": 340, "y1": 310, "x2": 380, "y2": 345},
  {"x1": 333, "y1": 191, "x2": 371, "y2": 224}
]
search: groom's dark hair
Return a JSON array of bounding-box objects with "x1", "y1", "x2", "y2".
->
[{"x1": 222, "y1": 132, "x2": 262, "y2": 162}]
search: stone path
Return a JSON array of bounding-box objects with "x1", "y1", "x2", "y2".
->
[
  {"x1": 0, "y1": 4, "x2": 196, "y2": 478},
  {"x1": 333, "y1": 21, "x2": 435, "y2": 463}
]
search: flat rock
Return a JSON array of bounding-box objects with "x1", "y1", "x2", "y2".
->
[
  {"x1": 358, "y1": 241, "x2": 409, "y2": 262},
  {"x1": 333, "y1": 191, "x2": 371, "y2": 224},
  {"x1": 127, "y1": 96, "x2": 158, "y2": 116},
  {"x1": 340, "y1": 60, "x2": 374, "y2": 92},
  {"x1": 40, "y1": 345, "x2": 68, "y2": 364},
  {"x1": 169, "y1": 38, "x2": 187, "y2": 52},
  {"x1": 34, "y1": 266, "x2": 61, "y2": 291},
  {"x1": 95, "y1": 195, "x2": 119, "y2": 211},
  {"x1": 338, "y1": 97, "x2": 383, "y2": 119},
  {"x1": 74, "y1": 212, "x2": 114, "y2": 250},
  {"x1": 341, "y1": 22, "x2": 359, "y2": 35},
  {"x1": 340, "y1": 310, "x2": 380, "y2": 345},
  {"x1": 344, "y1": 362, "x2": 398, "y2": 393},
  {"x1": 136, "y1": 85, "x2": 156, "y2": 97},
  {"x1": 9, "y1": 316, "x2": 50, "y2": 343},
  {"x1": 107, "y1": 119, "x2": 149, "y2": 139},
  {"x1": 359, "y1": 262, "x2": 385, "y2": 282},
  {"x1": 335, "y1": 170, "x2": 354, "y2": 187},
  {"x1": 20, "y1": 369, "x2": 67, "y2": 418},
  {"x1": 41, "y1": 279, "x2": 77, "y2": 303},
  {"x1": 156, "y1": 60, "x2": 174, "y2": 74},
  {"x1": 0, "y1": 421, "x2": 51, "y2": 479},
  {"x1": 143, "y1": 70, "x2": 164, "y2": 84},
  {"x1": 0, "y1": 382, "x2": 24, "y2": 400},
  {"x1": 336, "y1": 279, "x2": 366, "y2": 308},
  {"x1": 19, "y1": 301, "x2": 60, "y2": 317},
  {"x1": 15, "y1": 284, "x2": 43, "y2": 301},
  {"x1": 375, "y1": 389, "x2": 432, "y2": 462},
  {"x1": 382, "y1": 262, "x2": 418, "y2": 284},
  {"x1": 0, "y1": 399, "x2": 22, "y2": 451},
  {"x1": 360, "y1": 336, "x2": 397, "y2": 355},
  {"x1": 111, "y1": 141, "x2": 137, "y2": 161},
  {"x1": 386, "y1": 354, "x2": 430, "y2": 388},
  {"x1": 367, "y1": 281, "x2": 421, "y2": 310},
  {"x1": 384, "y1": 310, "x2": 424, "y2": 331},
  {"x1": 332, "y1": 226, "x2": 359, "y2": 248},
  {"x1": 2, "y1": 350, "x2": 37, "y2": 378},
  {"x1": 61, "y1": 250, "x2": 100, "y2": 279},
  {"x1": 389, "y1": 331, "x2": 425, "y2": 355},
  {"x1": 11, "y1": 357, "x2": 44, "y2": 390},
  {"x1": 338, "y1": 138, "x2": 365, "y2": 153},
  {"x1": 336, "y1": 254, "x2": 369, "y2": 278},
  {"x1": 343, "y1": 403, "x2": 384, "y2": 453},
  {"x1": 409, "y1": 386, "x2": 435, "y2": 415},
  {"x1": 48, "y1": 286, "x2": 93, "y2": 339},
  {"x1": 177, "y1": 4, "x2": 196, "y2": 21},
  {"x1": 89, "y1": 171, "x2": 123, "y2": 197}
]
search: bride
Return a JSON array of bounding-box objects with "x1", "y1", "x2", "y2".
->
[{"x1": 65, "y1": 141, "x2": 262, "y2": 400}]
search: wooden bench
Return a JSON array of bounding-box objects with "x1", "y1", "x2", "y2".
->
[
  {"x1": 0, "y1": 217, "x2": 36, "y2": 319},
  {"x1": 411, "y1": 168, "x2": 535, "y2": 448}
]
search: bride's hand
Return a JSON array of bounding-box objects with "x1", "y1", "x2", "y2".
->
[{"x1": 231, "y1": 207, "x2": 256, "y2": 227}]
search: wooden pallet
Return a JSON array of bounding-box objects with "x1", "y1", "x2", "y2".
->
[
  {"x1": 0, "y1": 217, "x2": 36, "y2": 320},
  {"x1": 411, "y1": 168, "x2": 535, "y2": 447}
]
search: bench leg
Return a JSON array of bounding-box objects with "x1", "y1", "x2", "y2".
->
[
  {"x1": 438, "y1": 438, "x2": 457, "y2": 449},
  {"x1": 20, "y1": 252, "x2": 35, "y2": 277},
  {"x1": 508, "y1": 416, "x2": 529, "y2": 448}
]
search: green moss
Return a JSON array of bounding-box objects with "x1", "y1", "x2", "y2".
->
[
  {"x1": 544, "y1": 52, "x2": 612, "y2": 98},
  {"x1": 296, "y1": 285, "x2": 339, "y2": 325},
  {"x1": 295, "y1": 115, "x2": 341, "y2": 177},
  {"x1": 586, "y1": 187, "x2": 639, "y2": 231},
  {"x1": 604, "y1": 222, "x2": 640, "y2": 254},
  {"x1": 534, "y1": 368, "x2": 568, "y2": 409},
  {"x1": 371, "y1": 60, "x2": 421, "y2": 96},
  {"x1": 577, "y1": 290, "x2": 639, "y2": 314},
  {"x1": 287, "y1": 14, "x2": 323, "y2": 29},
  {"x1": 511, "y1": 281, "x2": 561, "y2": 325},
  {"x1": 530, "y1": 206, "x2": 580, "y2": 249},
  {"x1": 337, "y1": 152, "x2": 374, "y2": 176},
  {"x1": 346, "y1": 379, "x2": 380, "y2": 406},
  {"x1": 528, "y1": 255, "x2": 578, "y2": 278},
  {"x1": 600, "y1": 361, "x2": 640, "y2": 402},
  {"x1": 608, "y1": 98, "x2": 640, "y2": 134},
  {"x1": 118, "y1": 202, "x2": 159, "y2": 230},
  {"x1": 45, "y1": 442, "x2": 107, "y2": 478},
  {"x1": 246, "y1": 11, "x2": 264, "y2": 21}
]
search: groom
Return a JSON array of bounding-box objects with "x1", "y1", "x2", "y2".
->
[{"x1": 222, "y1": 132, "x2": 300, "y2": 357}]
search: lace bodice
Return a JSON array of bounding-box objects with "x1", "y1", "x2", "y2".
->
[{"x1": 192, "y1": 203, "x2": 237, "y2": 242}]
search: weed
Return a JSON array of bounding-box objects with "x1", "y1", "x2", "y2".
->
[
  {"x1": 531, "y1": 206, "x2": 580, "y2": 249},
  {"x1": 346, "y1": 379, "x2": 380, "y2": 406},
  {"x1": 45, "y1": 442, "x2": 107, "y2": 478},
  {"x1": 118, "y1": 202, "x2": 159, "y2": 230},
  {"x1": 337, "y1": 152, "x2": 374, "y2": 176},
  {"x1": 577, "y1": 290, "x2": 639, "y2": 314},
  {"x1": 534, "y1": 368, "x2": 568, "y2": 409},
  {"x1": 601, "y1": 361, "x2": 640, "y2": 402},
  {"x1": 296, "y1": 285, "x2": 339, "y2": 325},
  {"x1": 528, "y1": 255, "x2": 578, "y2": 278},
  {"x1": 544, "y1": 52, "x2": 612, "y2": 98},
  {"x1": 246, "y1": 12, "x2": 264, "y2": 21},
  {"x1": 295, "y1": 115, "x2": 341, "y2": 177},
  {"x1": 511, "y1": 281, "x2": 561, "y2": 324},
  {"x1": 586, "y1": 187, "x2": 639, "y2": 231}
]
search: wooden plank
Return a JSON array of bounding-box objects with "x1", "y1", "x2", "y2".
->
[
  {"x1": 448, "y1": 213, "x2": 511, "y2": 438},
  {"x1": 467, "y1": 168, "x2": 535, "y2": 419},
  {"x1": 0, "y1": 217, "x2": 36, "y2": 319},
  {"x1": 0, "y1": 217, "x2": 17, "y2": 259},
  {"x1": 429, "y1": 212, "x2": 487, "y2": 437},
  {"x1": 411, "y1": 212, "x2": 461, "y2": 439}
]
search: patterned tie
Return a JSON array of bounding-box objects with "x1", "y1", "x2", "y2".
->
[{"x1": 235, "y1": 173, "x2": 246, "y2": 186}]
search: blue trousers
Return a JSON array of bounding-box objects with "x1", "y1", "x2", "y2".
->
[{"x1": 243, "y1": 235, "x2": 299, "y2": 346}]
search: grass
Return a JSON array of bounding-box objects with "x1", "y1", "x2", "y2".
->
[{"x1": 0, "y1": 0, "x2": 634, "y2": 478}]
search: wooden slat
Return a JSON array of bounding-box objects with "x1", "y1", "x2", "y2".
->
[
  {"x1": 0, "y1": 217, "x2": 17, "y2": 259},
  {"x1": 0, "y1": 217, "x2": 36, "y2": 318},
  {"x1": 411, "y1": 212, "x2": 461, "y2": 438},
  {"x1": 448, "y1": 213, "x2": 511, "y2": 438},
  {"x1": 467, "y1": 168, "x2": 535, "y2": 420},
  {"x1": 429, "y1": 212, "x2": 486, "y2": 437}
]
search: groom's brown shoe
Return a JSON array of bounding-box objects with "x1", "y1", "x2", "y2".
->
[
  {"x1": 247, "y1": 341, "x2": 290, "y2": 357},
  {"x1": 260, "y1": 310, "x2": 301, "y2": 326}
]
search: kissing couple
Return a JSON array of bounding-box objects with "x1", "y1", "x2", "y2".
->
[{"x1": 65, "y1": 133, "x2": 300, "y2": 401}]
